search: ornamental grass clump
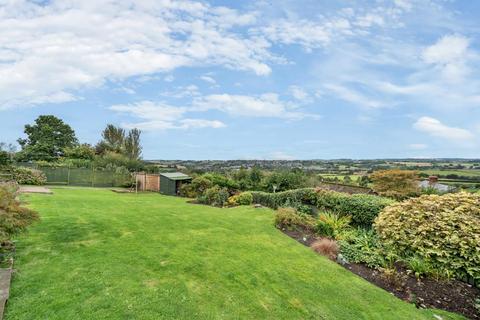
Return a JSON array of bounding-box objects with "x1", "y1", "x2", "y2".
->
[{"x1": 375, "y1": 192, "x2": 480, "y2": 282}]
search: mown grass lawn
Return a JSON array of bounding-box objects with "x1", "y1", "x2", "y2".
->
[{"x1": 6, "y1": 188, "x2": 463, "y2": 319}]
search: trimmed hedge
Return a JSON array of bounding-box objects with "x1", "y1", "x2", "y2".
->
[{"x1": 252, "y1": 188, "x2": 394, "y2": 226}]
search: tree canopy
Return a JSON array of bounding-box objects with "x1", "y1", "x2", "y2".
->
[{"x1": 17, "y1": 115, "x2": 78, "y2": 161}]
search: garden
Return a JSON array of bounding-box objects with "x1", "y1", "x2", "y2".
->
[{"x1": 0, "y1": 188, "x2": 467, "y2": 319}]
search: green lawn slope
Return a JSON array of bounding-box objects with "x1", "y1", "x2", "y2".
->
[{"x1": 5, "y1": 188, "x2": 464, "y2": 319}]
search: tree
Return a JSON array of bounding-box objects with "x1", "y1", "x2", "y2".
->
[
  {"x1": 64, "y1": 144, "x2": 96, "y2": 160},
  {"x1": 124, "y1": 128, "x2": 142, "y2": 160},
  {"x1": 96, "y1": 124, "x2": 125, "y2": 154},
  {"x1": 0, "y1": 142, "x2": 16, "y2": 166},
  {"x1": 370, "y1": 169, "x2": 419, "y2": 200},
  {"x1": 17, "y1": 115, "x2": 77, "y2": 161}
]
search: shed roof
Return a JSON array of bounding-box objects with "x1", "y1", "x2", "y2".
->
[{"x1": 160, "y1": 172, "x2": 192, "y2": 180}]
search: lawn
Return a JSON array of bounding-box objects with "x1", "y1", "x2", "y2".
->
[{"x1": 6, "y1": 188, "x2": 463, "y2": 319}]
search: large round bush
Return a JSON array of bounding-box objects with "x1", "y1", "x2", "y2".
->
[
  {"x1": 375, "y1": 192, "x2": 480, "y2": 281},
  {"x1": 11, "y1": 167, "x2": 47, "y2": 185}
]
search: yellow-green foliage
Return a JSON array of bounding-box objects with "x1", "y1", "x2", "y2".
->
[
  {"x1": 375, "y1": 192, "x2": 480, "y2": 281},
  {"x1": 274, "y1": 207, "x2": 315, "y2": 231},
  {"x1": 370, "y1": 169, "x2": 419, "y2": 200}
]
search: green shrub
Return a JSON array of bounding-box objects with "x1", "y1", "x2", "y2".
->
[
  {"x1": 0, "y1": 182, "x2": 39, "y2": 243},
  {"x1": 274, "y1": 207, "x2": 315, "y2": 231},
  {"x1": 236, "y1": 192, "x2": 253, "y2": 205},
  {"x1": 198, "y1": 186, "x2": 229, "y2": 207},
  {"x1": 338, "y1": 228, "x2": 389, "y2": 269},
  {"x1": 316, "y1": 190, "x2": 394, "y2": 227},
  {"x1": 252, "y1": 188, "x2": 318, "y2": 210},
  {"x1": 375, "y1": 192, "x2": 480, "y2": 282},
  {"x1": 252, "y1": 188, "x2": 393, "y2": 226},
  {"x1": 10, "y1": 167, "x2": 47, "y2": 185},
  {"x1": 316, "y1": 212, "x2": 351, "y2": 239}
]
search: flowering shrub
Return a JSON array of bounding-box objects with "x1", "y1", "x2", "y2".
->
[{"x1": 11, "y1": 167, "x2": 47, "y2": 185}]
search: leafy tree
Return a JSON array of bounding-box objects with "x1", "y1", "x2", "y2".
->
[
  {"x1": 370, "y1": 169, "x2": 419, "y2": 200},
  {"x1": 249, "y1": 166, "x2": 263, "y2": 188},
  {"x1": 124, "y1": 128, "x2": 142, "y2": 160},
  {"x1": 64, "y1": 144, "x2": 96, "y2": 160},
  {"x1": 264, "y1": 170, "x2": 305, "y2": 192},
  {"x1": 17, "y1": 115, "x2": 77, "y2": 161},
  {"x1": 96, "y1": 124, "x2": 125, "y2": 154}
]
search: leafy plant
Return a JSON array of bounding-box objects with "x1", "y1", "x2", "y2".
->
[
  {"x1": 315, "y1": 212, "x2": 351, "y2": 239},
  {"x1": 0, "y1": 182, "x2": 39, "y2": 243},
  {"x1": 9, "y1": 167, "x2": 46, "y2": 185},
  {"x1": 274, "y1": 207, "x2": 315, "y2": 231},
  {"x1": 198, "y1": 186, "x2": 229, "y2": 207},
  {"x1": 338, "y1": 228, "x2": 389, "y2": 269},
  {"x1": 375, "y1": 192, "x2": 480, "y2": 282}
]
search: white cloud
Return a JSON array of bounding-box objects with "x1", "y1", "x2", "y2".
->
[
  {"x1": 422, "y1": 35, "x2": 471, "y2": 83},
  {"x1": 200, "y1": 76, "x2": 216, "y2": 84},
  {"x1": 288, "y1": 85, "x2": 310, "y2": 102},
  {"x1": 324, "y1": 84, "x2": 386, "y2": 108},
  {"x1": 422, "y1": 35, "x2": 469, "y2": 65},
  {"x1": 193, "y1": 93, "x2": 318, "y2": 120},
  {"x1": 408, "y1": 143, "x2": 428, "y2": 150},
  {"x1": 0, "y1": 0, "x2": 274, "y2": 109},
  {"x1": 413, "y1": 117, "x2": 474, "y2": 144},
  {"x1": 110, "y1": 101, "x2": 225, "y2": 131}
]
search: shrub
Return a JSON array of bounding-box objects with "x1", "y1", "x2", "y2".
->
[
  {"x1": 311, "y1": 239, "x2": 339, "y2": 260},
  {"x1": 0, "y1": 182, "x2": 39, "y2": 243},
  {"x1": 198, "y1": 186, "x2": 229, "y2": 207},
  {"x1": 189, "y1": 176, "x2": 214, "y2": 197},
  {"x1": 236, "y1": 192, "x2": 253, "y2": 205},
  {"x1": 252, "y1": 188, "x2": 318, "y2": 210},
  {"x1": 375, "y1": 192, "x2": 480, "y2": 282},
  {"x1": 253, "y1": 188, "x2": 393, "y2": 226},
  {"x1": 315, "y1": 190, "x2": 395, "y2": 227},
  {"x1": 10, "y1": 167, "x2": 47, "y2": 185},
  {"x1": 274, "y1": 207, "x2": 315, "y2": 231},
  {"x1": 370, "y1": 169, "x2": 420, "y2": 200},
  {"x1": 315, "y1": 212, "x2": 351, "y2": 239},
  {"x1": 338, "y1": 228, "x2": 389, "y2": 269}
]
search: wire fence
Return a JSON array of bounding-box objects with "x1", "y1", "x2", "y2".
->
[{"x1": 17, "y1": 163, "x2": 132, "y2": 187}]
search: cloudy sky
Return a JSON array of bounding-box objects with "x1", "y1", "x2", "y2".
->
[{"x1": 0, "y1": 0, "x2": 479, "y2": 159}]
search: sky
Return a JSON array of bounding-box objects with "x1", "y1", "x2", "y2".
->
[{"x1": 0, "y1": 0, "x2": 479, "y2": 160}]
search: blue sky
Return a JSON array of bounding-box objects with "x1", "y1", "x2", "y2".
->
[{"x1": 0, "y1": 0, "x2": 479, "y2": 160}]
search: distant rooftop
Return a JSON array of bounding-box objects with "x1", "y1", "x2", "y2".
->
[{"x1": 160, "y1": 172, "x2": 192, "y2": 180}]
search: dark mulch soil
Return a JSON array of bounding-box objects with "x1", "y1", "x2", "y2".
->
[{"x1": 281, "y1": 228, "x2": 480, "y2": 319}]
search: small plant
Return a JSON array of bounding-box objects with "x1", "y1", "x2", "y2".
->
[
  {"x1": 405, "y1": 256, "x2": 434, "y2": 279},
  {"x1": 315, "y1": 212, "x2": 351, "y2": 239},
  {"x1": 274, "y1": 207, "x2": 315, "y2": 231},
  {"x1": 311, "y1": 239, "x2": 339, "y2": 260},
  {"x1": 338, "y1": 228, "x2": 387, "y2": 269}
]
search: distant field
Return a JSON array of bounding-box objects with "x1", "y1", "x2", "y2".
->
[{"x1": 420, "y1": 169, "x2": 480, "y2": 178}]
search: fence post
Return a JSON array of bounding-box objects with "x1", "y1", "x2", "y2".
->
[
  {"x1": 92, "y1": 166, "x2": 95, "y2": 188},
  {"x1": 67, "y1": 165, "x2": 71, "y2": 185}
]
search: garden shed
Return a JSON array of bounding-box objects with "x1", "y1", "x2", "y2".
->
[{"x1": 160, "y1": 172, "x2": 192, "y2": 196}]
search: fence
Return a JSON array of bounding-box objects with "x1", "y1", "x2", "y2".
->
[{"x1": 17, "y1": 163, "x2": 132, "y2": 187}]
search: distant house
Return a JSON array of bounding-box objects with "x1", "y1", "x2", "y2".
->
[{"x1": 418, "y1": 176, "x2": 453, "y2": 193}]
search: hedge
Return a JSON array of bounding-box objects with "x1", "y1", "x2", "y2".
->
[{"x1": 252, "y1": 188, "x2": 394, "y2": 226}]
